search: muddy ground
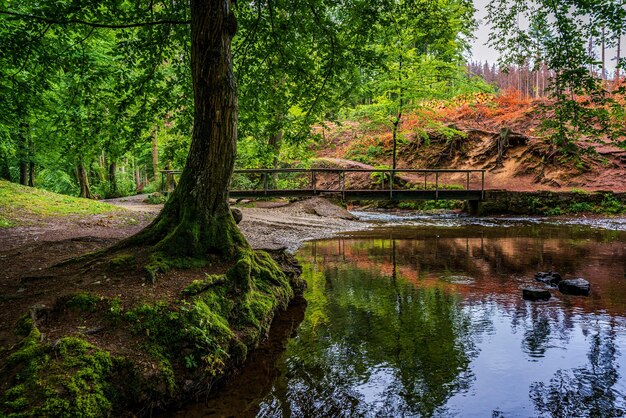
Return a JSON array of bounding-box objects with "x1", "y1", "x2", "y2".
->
[{"x1": 0, "y1": 197, "x2": 368, "y2": 349}]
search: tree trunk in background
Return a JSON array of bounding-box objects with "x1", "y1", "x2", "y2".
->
[
  {"x1": 77, "y1": 161, "x2": 93, "y2": 199},
  {"x1": 0, "y1": 149, "x2": 10, "y2": 181},
  {"x1": 108, "y1": 161, "x2": 117, "y2": 196},
  {"x1": 28, "y1": 138, "x2": 35, "y2": 187},
  {"x1": 617, "y1": 34, "x2": 622, "y2": 84},
  {"x1": 151, "y1": 132, "x2": 159, "y2": 180},
  {"x1": 99, "y1": 152, "x2": 107, "y2": 182},
  {"x1": 134, "y1": 160, "x2": 142, "y2": 193},
  {"x1": 601, "y1": 29, "x2": 606, "y2": 80},
  {"x1": 18, "y1": 121, "x2": 28, "y2": 186},
  {"x1": 130, "y1": 0, "x2": 245, "y2": 258}
]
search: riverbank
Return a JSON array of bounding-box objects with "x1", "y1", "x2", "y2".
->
[
  {"x1": 477, "y1": 190, "x2": 626, "y2": 216},
  {"x1": 0, "y1": 190, "x2": 371, "y2": 417},
  {"x1": 2, "y1": 185, "x2": 625, "y2": 416}
]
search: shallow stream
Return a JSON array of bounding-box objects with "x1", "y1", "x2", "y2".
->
[{"x1": 176, "y1": 216, "x2": 626, "y2": 417}]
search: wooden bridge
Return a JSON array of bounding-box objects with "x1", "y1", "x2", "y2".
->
[{"x1": 161, "y1": 168, "x2": 486, "y2": 202}]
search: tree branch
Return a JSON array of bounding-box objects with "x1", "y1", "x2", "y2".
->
[{"x1": 0, "y1": 10, "x2": 190, "y2": 28}]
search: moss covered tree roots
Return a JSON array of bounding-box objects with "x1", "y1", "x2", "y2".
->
[{"x1": 1, "y1": 245, "x2": 304, "y2": 417}]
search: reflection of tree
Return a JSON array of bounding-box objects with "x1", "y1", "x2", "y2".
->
[
  {"x1": 530, "y1": 321, "x2": 624, "y2": 417},
  {"x1": 309, "y1": 229, "x2": 626, "y2": 316},
  {"x1": 264, "y1": 249, "x2": 476, "y2": 417},
  {"x1": 522, "y1": 314, "x2": 551, "y2": 359}
]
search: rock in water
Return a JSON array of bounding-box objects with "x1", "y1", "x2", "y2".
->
[
  {"x1": 522, "y1": 288, "x2": 552, "y2": 301},
  {"x1": 535, "y1": 271, "x2": 562, "y2": 285},
  {"x1": 230, "y1": 207, "x2": 243, "y2": 224},
  {"x1": 558, "y1": 278, "x2": 590, "y2": 296}
]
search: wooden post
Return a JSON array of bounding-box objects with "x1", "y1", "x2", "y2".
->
[
  {"x1": 466, "y1": 172, "x2": 470, "y2": 190},
  {"x1": 435, "y1": 172, "x2": 439, "y2": 200},
  {"x1": 263, "y1": 172, "x2": 268, "y2": 195},
  {"x1": 341, "y1": 171, "x2": 345, "y2": 200},
  {"x1": 481, "y1": 170, "x2": 485, "y2": 200},
  {"x1": 390, "y1": 169, "x2": 394, "y2": 200},
  {"x1": 312, "y1": 171, "x2": 316, "y2": 194}
]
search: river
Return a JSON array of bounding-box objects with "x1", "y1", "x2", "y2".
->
[{"x1": 175, "y1": 215, "x2": 626, "y2": 417}]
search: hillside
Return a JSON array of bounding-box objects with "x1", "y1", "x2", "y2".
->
[{"x1": 313, "y1": 92, "x2": 626, "y2": 192}]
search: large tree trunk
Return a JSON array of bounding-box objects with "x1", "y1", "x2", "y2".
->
[{"x1": 131, "y1": 0, "x2": 244, "y2": 259}]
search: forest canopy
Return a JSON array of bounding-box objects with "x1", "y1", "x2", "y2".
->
[{"x1": 0, "y1": 0, "x2": 623, "y2": 199}]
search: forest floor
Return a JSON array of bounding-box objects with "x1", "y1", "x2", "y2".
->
[{"x1": 0, "y1": 194, "x2": 367, "y2": 349}]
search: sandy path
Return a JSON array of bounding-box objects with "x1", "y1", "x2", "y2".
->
[{"x1": 105, "y1": 195, "x2": 369, "y2": 253}]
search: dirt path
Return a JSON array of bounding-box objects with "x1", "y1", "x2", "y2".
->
[
  {"x1": 0, "y1": 197, "x2": 368, "y2": 347},
  {"x1": 104, "y1": 195, "x2": 367, "y2": 252}
]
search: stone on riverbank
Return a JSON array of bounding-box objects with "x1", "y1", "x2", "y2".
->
[
  {"x1": 558, "y1": 278, "x2": 590, "y2": 296},
  {"x1": 522, "y1": 288, "x2": 552, "y2": 301},
  {"x1": 535, "y1": 271, "x2": 562, "y2": 285},
  {"x1": 231, "y1": 207, "x2": 243, "y2": 224}
]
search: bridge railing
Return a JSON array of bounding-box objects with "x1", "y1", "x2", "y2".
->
[{"x1": 161, "y1": 168, "x2": 485, "y2": 200}]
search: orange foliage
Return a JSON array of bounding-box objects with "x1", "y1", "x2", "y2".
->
[{"x1": 438, "y1": 89, "x2": 543, "y2": 135}]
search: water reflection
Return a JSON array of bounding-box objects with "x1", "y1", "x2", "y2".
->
[
  {"x1": 530, "y1": 320, "x2": 623, "y2": 417},
  {"x1": 176, "y1": 225, "x2": 626, "y2": 417},
  {"x1": 256, "y1": 260, "x2": 475, "y2": 417}
]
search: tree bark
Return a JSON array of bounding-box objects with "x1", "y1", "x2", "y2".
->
[
  {"x1": 151, "y1": 131, "x2": 159, "y2": 180},
  {"x1": 0, "y1": 149, "x2": 11, "y2": 181},
  {"x1": 18, "y1": 121, "x2": 28, "y2": 186},
  {"x1": 108, "y1": 161, "x2": 117, "y2": 196},
  {"x1": 131, "y1": 0, "x2": 245, "y2": 258},
  {"x1": 616, "y1": 34, "x2": 622, "y2": 85},
  {"x1": 28, "y1": 138, "x2": 35, "y2": 187},
  {"x1": 77, "y1": 160, "x2": 93, "y2": 199},
  {"x1": 601, "y1": 29, "x2": 606, "y2": 80}
]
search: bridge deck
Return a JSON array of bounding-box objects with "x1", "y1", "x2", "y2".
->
[
  {"x1": 229, "y1": 189, "x2": 484, "y2": 201},
  {"x1": 161, "y1": 168, "x2": 486, "y2": 201}
]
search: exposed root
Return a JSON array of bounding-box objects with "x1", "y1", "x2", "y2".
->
[{"x1": 478, "y1": 127, "x2": 529, "y2": 169}]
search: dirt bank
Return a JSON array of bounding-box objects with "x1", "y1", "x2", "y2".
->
[
  {"x1": 0, "y1": 197, "x2": 368, "y2": 348},
  {"x1": 0, "y1": 197, "x2": 370, "y2": 417}
]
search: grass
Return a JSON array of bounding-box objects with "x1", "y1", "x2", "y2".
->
[{"x1": 0, "y1": 180, "x2": 120, "y2": 227}]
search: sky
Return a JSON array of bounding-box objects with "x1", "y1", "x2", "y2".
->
[
  {"x1": 469, "y1": 0, "x2": 500, "y2": 64},
  {"x1": 469, "y1": 0, "x2": 624, "y2": 73}
]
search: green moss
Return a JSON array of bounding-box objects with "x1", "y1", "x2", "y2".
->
[
  {"x1": 227, "y1": 253, "x2": 253, "y2": 292},
  {"x1": 15, "y1": 315, "x2": 35, "y2": 337},
  {"x1": 65, "y1": 293, "x2": 100, "y2": 312},
  {"x1": 2, "y1": 325, "x2": 116, "y2": 418},
  {"x1": 147, "y1": 193, "x2": 168, "y2": 204},
  {"x1": 595, "y1": 193, "x2": 624, "y2": 214},
  {"x1": 182, "y1": 274, "x2": 226, "y2": 296},
  {"x1": 397, "y1": 200, "x2": 463, "y2": 211},
  {"x1": 107, "y1": 298, "x2": 123, "y2": 323},
  {"x1": 0, "y1": 217, "x2": 16, "y2": 228},
  {"x1": 2, "y1": 249, "x2": 300, "y2": 417},
  {"x1": 108, "y1": 253, "x2": 135, "y2": 269},
  {"x1": 0, "y1": 180, "x2": 119, "y2": 227},
  {"x1": 144, "y1": 252, "x2": 171, "y2": 283},
  {"x1": 568, "y1": 202, "x2": 594, "y2": 213}
]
